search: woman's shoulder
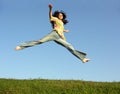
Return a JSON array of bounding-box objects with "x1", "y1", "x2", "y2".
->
[{"x1": 50, "y1": 16, "x2": 58, "y2": 21}]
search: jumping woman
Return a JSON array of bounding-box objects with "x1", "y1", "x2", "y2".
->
[{"x1": 15, "y1": 4, "x2": 90, "y2": 63}]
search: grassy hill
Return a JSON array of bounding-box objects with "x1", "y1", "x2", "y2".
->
[{"x1": 0, "y1": 78, "x2": 120, "y2": 94}]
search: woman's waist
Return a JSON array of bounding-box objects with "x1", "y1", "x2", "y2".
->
[{"x1": 53, "y1": 30, "x2": 66, "y2": 40}]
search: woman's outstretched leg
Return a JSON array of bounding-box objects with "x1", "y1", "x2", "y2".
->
[
  {"x1": 15, "y1": 40, "x2": 43, "y2": 50},
  {"x1": 54, "y1": 39, "x2": 90, "y2": 63},
  {"x1": 15, "y1": 31, "x2": 56, "y2": 50}
]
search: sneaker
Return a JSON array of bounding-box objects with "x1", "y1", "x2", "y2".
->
[
  {"x1": 15, "y1": 46, "x2": 22, "y2": 51},
  {"x1": 82, "y1": 58, "x2": 90, "y2": 63}
]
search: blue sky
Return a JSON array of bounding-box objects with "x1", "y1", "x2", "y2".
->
[{"x1": 0, "y1": 0, "x2": 120, "y2": 82}]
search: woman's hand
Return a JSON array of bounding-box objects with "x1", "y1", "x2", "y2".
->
[
  {"x1": 64, "y1": 30, "x2": 69, "y2": 32},
  {"x1": 48, "y1": 4, "x2": 53, "y2": 9}
]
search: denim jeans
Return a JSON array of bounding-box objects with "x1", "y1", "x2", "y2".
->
[{"x1": 18, "y1": 30, "x2": 86, "y2": 61}]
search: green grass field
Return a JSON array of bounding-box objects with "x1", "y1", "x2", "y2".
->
[{"x1": 0, "y1": 78, "x2": 120, "y2": 94}]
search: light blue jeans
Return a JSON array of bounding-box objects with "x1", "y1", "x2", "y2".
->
[{"x1": 18, "y1": 30, "x2": 86, "y2": 61}]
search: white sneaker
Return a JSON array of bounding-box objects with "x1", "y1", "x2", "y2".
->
[
  {"x1": 15, "y1": 46, "x2": 22, "y2": 50},
  {"x1": 82, "y1": 58, "x2": 90, "y2": 63}
]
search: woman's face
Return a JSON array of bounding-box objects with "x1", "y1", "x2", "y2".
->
[{"x1": 58, "y1": 13, "x2": 63, "y2": 20}]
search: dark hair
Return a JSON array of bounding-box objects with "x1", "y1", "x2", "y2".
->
[{"x1": 51, "y1": 10, "x2": 68, "y2": 28}]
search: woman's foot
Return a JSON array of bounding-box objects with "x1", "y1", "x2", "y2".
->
[
  {"x1": 15, "y1": 46, "x2": 22, "y2": 50},
  {"x1": 82, "y1": 58, "x2": 90, "y2": 63}
]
